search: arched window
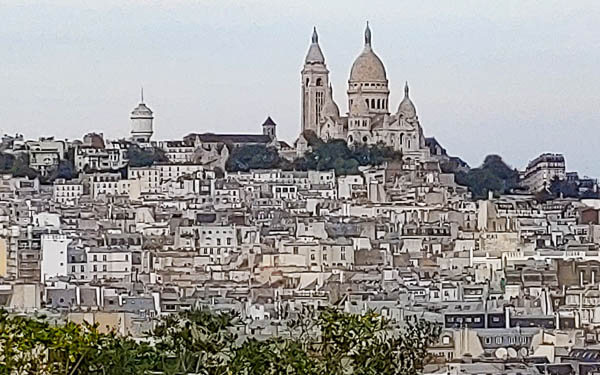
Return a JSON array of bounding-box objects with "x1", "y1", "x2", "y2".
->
[
  {"x1": 399, "y1": 133, "x2": 404, "y2": 145},
  {"x1": 371, "y1": 98, "x2": 376, "y2": 108},
  {"x1": 305, "y1": 78, "x2": 310, "y2": 86},
  {"x1": 407, "y1": 139, "x2": 411, "y2": 149},
  {"x1": 348, "y1": 135, "x2": 354, "y2": 143},
  {"x1": 377, "y1": 99, "x2": 381, "y2": 109},
  {"x1": 316, "y1": 78, "x2": 323, "y2": 86}
]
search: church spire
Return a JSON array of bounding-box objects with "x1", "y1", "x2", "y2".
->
[
  {"x1": 304, "y1": 27, "x2": 325, "y2": 64},
  {"x1": 140, "y1": 87, "x2": 144, "y2": 103},
  {"x1": 404, "y1": 81, "x2": 409, "y2": 97},
  {"x1": 364, "y1": 21, "x2": 371, "y2": 47}
]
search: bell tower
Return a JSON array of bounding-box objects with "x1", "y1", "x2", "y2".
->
[{"x1": 301, "y1": 27, "x2": 329, "y2": 134}]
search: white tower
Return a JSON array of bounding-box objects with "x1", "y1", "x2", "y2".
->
[
  {"x1": 130, "y1": 88, "x2": 154, "y2": 143},
  {"x1": 301, "y1": 27, "x2": 329, "y2": 134}
]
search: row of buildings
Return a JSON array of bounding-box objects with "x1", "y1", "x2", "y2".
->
[{"x1": 1, "y1": 24, "x2": 600, "y2": 374}]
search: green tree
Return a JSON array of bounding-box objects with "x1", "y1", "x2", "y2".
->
[
  {"x1": 127, "y1": 144, "x2": 169, "y2": 168},
  {"x1": 0, "y1": 307, "x2": 440, "y2": 375},
  {"x1": 9, "y1": 153, "x2": 39, "y2": 179},
  {"x1": 296, "y1": 140, "x2": 401, "y2": 176},
  {"x1": 226, "y1": 145, "x2": 282, "y2": 172},
  {"x1": 455, "y1": 154, "x2": 519, "y2": 199}
]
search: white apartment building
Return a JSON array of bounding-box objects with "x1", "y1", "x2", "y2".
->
[
  {"x1": 41, "y1": 234, "x2": 71, "y2": 282},
  {"x1": 272, "y1": 184, "x2": 298, "y2": 200},
  {"x1": 26, "y1": 138, "x2": 67, "y2": 176},
  {"x1": 89, "y1": 172, "x2": 122, "y2": 199},
  {"x1": 129, "y1": 164, "x2": 208, "y2": 193},
  {"x1": 52, "y1": 179, "x2": 84, "y2": 205},
  {"x1": 521, "y1": 153, "x2": 566, "y2": 192},
  {"x1": 87, "y1": 248, "x2": 133, "y2": 281},
  {"x1": 154, "y1": 140, "x2": 196, "y2": 163},
  {"x1": 74, "y1": 140, "x2": 129, "y2": 172}
]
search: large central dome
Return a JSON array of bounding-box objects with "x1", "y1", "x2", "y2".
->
[
  {"x1": 349, "y1": 49, "x2": 387, "y2": 82},
  {"x1": 349, "y1": 23, "x2": 387, "y2": 82}
]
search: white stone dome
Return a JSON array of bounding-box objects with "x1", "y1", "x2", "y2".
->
[
  {"x1": 397, "y1": 82, "x2": 417, "y2": 117},
  {"x1": 322, "y1": 85, "x2": 340, "y2": 119},
  {"x1": 349, "y1": 48, "x2": 387, "y2": 82},
  {"x1": 349, "y1": 23, "x2": 387, "y2": 82}
]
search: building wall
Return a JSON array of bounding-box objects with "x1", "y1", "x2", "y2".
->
[
  {"x1": 0, "y1": 238, "x2": 7, "y2": 277},
  {"x1": 41, "y1": 234, "x2": 70, "y2": 282}
]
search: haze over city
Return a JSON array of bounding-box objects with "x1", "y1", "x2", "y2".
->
[{"x1": 2, "y1": 0, "x2": 600, "y2": 175}]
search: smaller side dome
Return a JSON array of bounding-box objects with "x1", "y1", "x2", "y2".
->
[
  {"x1": 322, "y1": 84, "x2": 340, "y2": 120},
  {"x1": 397, "y1": 82, "x2": 417, "y2": 118}
]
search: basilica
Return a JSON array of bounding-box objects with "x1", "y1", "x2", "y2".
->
[{"x1": 300, "y1": 23, "x2": 430, "y2": 162}]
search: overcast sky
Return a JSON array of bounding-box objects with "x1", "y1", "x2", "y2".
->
[{"x1": 1, "y1": 1, "x2": 599, "y2": 175}]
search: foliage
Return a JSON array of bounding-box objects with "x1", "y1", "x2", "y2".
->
[
  {"x1": 8, "y1": 153, "x2": 39, "y2": 179},
  {"x1": 548, "y1": 175, "x2": 580, "y2": 198},
  {"x1": 226, "y1": 144, "x2": 283, "y2": 172},
  {"x1": 0, "y1": 310, "x2": 155, "y2": 374},
  {"x1": 455, "y1": 154, "x2": 519, "y2": 199},
  {"x1": 47, "y1": 159, "x2": 75, "y2": 181},
  {"x1": 0, "y1": 153, "x2": 15, "y2": 171},
  {"x1": 295, "y1": 139, "x2": 402, "y2": 176},
  {"x1": 127, "y1": 144, "x2": 169, "y2": 167},
  {"x1": 0, "y1": 307, "x2": 440, "y2": 375}
]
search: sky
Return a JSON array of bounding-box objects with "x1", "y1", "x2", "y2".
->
[{"x1": 1, "y1": 0, "x2": 599, "y2": 176}]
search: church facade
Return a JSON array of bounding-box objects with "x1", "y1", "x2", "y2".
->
[{"x1": 300, "y1": 24, "x2": 430, "y2": 162}]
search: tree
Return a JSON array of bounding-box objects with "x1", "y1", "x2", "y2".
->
[
  {"x1": 548, "y1": 175, "x2": 579, "y2": 198},
  {"x1": 8, "y1": 153, "x2": 39, "y2": 179},
  {"x1": 226, "y1": 144, "x2": 282, "y2": 172},
  {"x1": 0, "y1": 307, "x2": 440, "y2": 375},
  {"x1": 455, "y1": 154, "x2": 519, "y2": 199},
  {"x1": 0, "y1": 153, "x2": 15, "y2": 171},
  {"x1": 296, "y1": 140, "x2": 402, "y2": 176},
  {"x1": 127, "y1": 144, "x2": 169, "y2": 167},
  {"x1": 47, "y1": 159, "x2": 75, "y2": 181}
]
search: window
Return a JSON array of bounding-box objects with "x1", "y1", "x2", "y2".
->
[
  {"x1": 495, "y1": 337, "x2": 502, "y2": 344},
  {"x1": 310, "y1": 254, "x2": 315, "y2": 261},
  {"x1": 103, "y1": 255, "x2": 107, "y2": 261},
  {"x1": 71, "y1": 266, "x2": 75, "y2": 272},
  {"x1": 125, "y1": 254, "x2": 128, "y2": 261},
  {"x1": 102, "y1": 265, "x2": 107, "y2": 272},
  {"x1": 93, "y1": 255, "x2": 97, "y2": 261},
  {"x1": 80, "y1": 265, "x2": 84, "y2": 272},
  {"x1": 93, "y1": 265, "x2": 97, "y2": 272},
  {"x1": 293, "y1": 247, "x2": 299, "y2": 255}
]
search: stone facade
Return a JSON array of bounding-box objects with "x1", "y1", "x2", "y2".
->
[{"x1": 300, "y1": 24, "x2": 430, "y2": 162}]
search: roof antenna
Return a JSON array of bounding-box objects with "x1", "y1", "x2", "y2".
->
[{"x1": 141, "y1": 87, "x2": 144, "y2": 103}]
